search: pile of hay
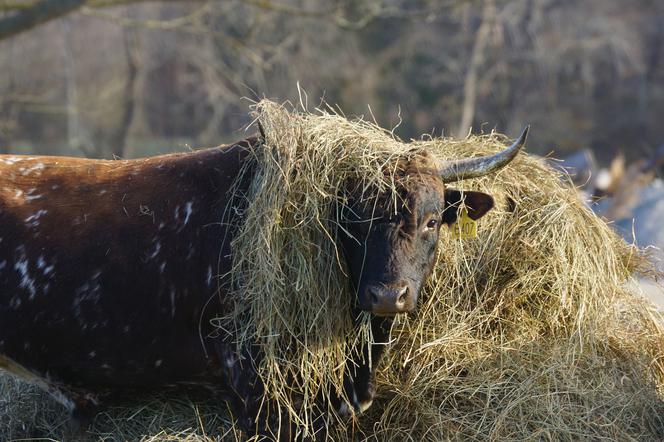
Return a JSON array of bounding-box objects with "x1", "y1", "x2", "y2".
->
[
  {"x1": 220, "y1": 100, "x2": 664, "y2": 440},
  {"x1": 0, "y1": 373, "x2": 235, "y2": 441},
  {"x1": 362, "y1": 138, "x2": 664, "y2": 440},
  {"x1": 3, "y1": 100, "x2": 664, "y2": 441}
]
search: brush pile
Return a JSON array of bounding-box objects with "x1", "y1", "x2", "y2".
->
[{"x1": 2, "y1": 100, "x2": 664, "y2": 441}]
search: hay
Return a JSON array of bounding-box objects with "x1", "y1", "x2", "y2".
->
[
  {"x1": 3, "y1": 99, "x2": 664, "y2": 441},
  {"x1": 222, "y1": 100, "x2": 429, "y2": 435},
  {"x1": 359, "y1": 127, "x2": 664, "y2": 441},
  {"x1": 0, "y1": 373, "x2": 237, "y2": 441},
  {"x1": 219, "y1": 100, "x2": 664, "y2": 439}
]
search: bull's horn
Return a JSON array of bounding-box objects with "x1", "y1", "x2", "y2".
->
[{"x1": 438, "y1": 126, "x2": 529, "y2": 182}]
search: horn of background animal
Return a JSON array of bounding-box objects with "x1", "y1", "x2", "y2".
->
[{"x1": 438, "y1": 126, "x2": 529, "y2": 183}]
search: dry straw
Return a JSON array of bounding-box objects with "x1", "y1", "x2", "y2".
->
[
  {"x1": 2, "y1": 100, "x2": 664, "y2": 441},
  {"x1": 221, "y1": 99, "x2": 430, "y2": 436}
]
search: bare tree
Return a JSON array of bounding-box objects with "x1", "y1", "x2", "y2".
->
[
  {"x1": 62, "y1": 17, "x2": 83, "y2": 152},
  {"x1": 107, "y1": 28, "x2": 139, "y2": 158},
  {"x1": 456, "y1": 0, "x2": 496, "y2": 137}
]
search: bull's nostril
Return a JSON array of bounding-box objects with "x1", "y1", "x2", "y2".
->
[
  {"x1": 397, "y1": 286, "x2": 408, "y2": 305},
  {"x1": 370, "y1": 290, "x2": 379, "y2": 305}
]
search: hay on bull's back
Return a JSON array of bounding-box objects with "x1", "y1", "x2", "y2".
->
[{"x1": 221, "y1": 100, "x2": 664, "y2": 439}]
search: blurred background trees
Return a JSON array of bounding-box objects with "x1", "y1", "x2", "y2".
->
[{"x1": 0, "y1": 0, "x2": 663, "y2": 162}]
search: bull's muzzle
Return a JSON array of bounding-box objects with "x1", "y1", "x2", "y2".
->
[{"x1": 366, "y1": 283, "x2": 413, "y2": 315}]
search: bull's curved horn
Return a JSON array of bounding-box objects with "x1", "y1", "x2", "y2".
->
[{"x1": 438, "y1": 126, "x2": 529, "y2": 183}]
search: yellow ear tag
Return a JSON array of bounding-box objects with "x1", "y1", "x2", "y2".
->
[{"x1": 450, "y1": 208, "x2": 477, "y2": 239}]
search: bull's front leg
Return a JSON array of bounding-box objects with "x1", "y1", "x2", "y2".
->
[
  {"x1": 215, "y1": 341, "x2": 294, "y2": 441},
  {"x1": 338, "y1": 315, "x2": 393, "y2": 416}
]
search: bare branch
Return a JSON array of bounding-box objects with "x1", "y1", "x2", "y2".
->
[
  {"x1": 0, "y1": 0, "x2": 87, "y2": 40},
  {"x1": 241, "y1": 0, "x2": 333, "y2": 19},
  {"x1": 0, "y1": 0, "x2": 205, "y2": 12},
  {"x1": 89, "y1": 0, "x2": 207, "y2": 7},
  {"x1": 80, "y1": 5, "x2": 265, "y2": 65},
  {"x1": 80, "y1": 3, "x2": 211, "y2": 30},
  {"x1": 0, "y1": 0, "x2": 210, "y2": 40},
  {"x1": 456, "y1": 0, "x2": 496, "y2": 137}
]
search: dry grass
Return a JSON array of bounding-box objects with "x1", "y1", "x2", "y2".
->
[
  {"x1": 0, "y1": 375, "x2": 239, "y2": 441},
  {"x1": 2, "y1": 100, "x2": 664, "y2": 441}
]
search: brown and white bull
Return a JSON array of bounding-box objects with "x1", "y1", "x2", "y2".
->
[{"x1": 0, "y1": 127, "x2": 527, "y2": 438}]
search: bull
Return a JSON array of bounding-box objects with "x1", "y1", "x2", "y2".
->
[{"x1": 0, "y1": 127, "x2": 528, "y2": 439}]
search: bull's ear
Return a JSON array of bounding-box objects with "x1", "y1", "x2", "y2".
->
[{"x1": 442, "y1": 189, "x2": 495, "y2": 225}]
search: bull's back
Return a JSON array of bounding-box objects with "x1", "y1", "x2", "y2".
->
[{"x1": 0, "y1": 142, "x2": 251, "y2": 389}]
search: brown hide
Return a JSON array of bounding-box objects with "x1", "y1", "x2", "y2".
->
[{"x1": 0, "y1": 138, "x2": 255, "y2": 397}]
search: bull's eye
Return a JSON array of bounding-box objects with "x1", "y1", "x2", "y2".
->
[{"x1": 426, "y1": 218, "x2": 438, "y2": 230}]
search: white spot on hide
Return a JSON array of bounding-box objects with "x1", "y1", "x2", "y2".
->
[
  {"x1": 14, "y1": 256, "x2": 36, "y2": 299},
  {"x1": 1, "y1": 156, "x2": 33, "y2": 165},
  {"x1": 72, "y1": 273, "x2": 102, "y2": 317},
  {"x1": 24, "y1": 209, "x2": 47, "y2": 229},
  {"x1": 206, "y1": 266, "x2": 213, "y2": 287},
  {"x1": 19, "y1": 163, "x2": 45, "y2": 176},
  {"x1": 24, "y1": 188, "x2": 43, "y2": 202},
  {"x1": 183, "y1": 201, "x2": 193, "y2": 225},
  {"x1": 148, "y1": 242, "x2": 161, "y2": 259}
]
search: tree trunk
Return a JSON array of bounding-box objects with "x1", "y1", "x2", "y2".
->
[
  {"x1": 62, "y1": 17, "x2": 84, "y2": 154},
  {"x1": 456, "y1": 0, "x2": 495, "y2": 138},
  {"x1": 107, "y1": 28, "x2": 139, "y2": 159}
]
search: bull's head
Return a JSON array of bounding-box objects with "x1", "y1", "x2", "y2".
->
[{"x1": 339, "y1": 128, "x2": 528, "y2": 316}]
